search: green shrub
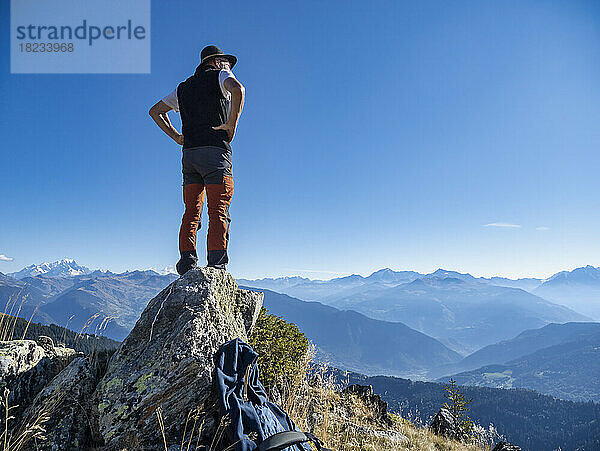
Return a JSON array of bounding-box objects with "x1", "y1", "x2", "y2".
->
[{"x1": 250, "y1": 307, "x2": 309, "y2": 395}]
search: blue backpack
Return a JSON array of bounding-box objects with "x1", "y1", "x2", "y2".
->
[{"x1": 213, "y1": 338, "x2": 332, "y2": 451}]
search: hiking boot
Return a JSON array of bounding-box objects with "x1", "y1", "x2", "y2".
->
[
  {"x1": 176, "y1": 250, "x2": 198, "y2": 276},
  {"x1": 207, "y1": 249, "x2": 228, "y2": 269}
]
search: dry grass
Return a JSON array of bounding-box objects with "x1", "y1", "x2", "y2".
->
[
  {"x1": 0, "y1": 307, "x2": 115, "y2": 451},
  {"x1": 270, "y1": 348, "x2": 496, "y2": 451},
  {"x1": 0, "y1": 388, "x2": 52, "y2": 451},
  {"x1": 290, "y1": 379, "x2": 484, "y2": 450},
  {"x1": 180, "y1": 407, "x2": 205, "y2": 451},
  {"x1": 0, "y1": 291, "x2": 33, "y2": 342},
  {"x1": 156, "y1": 406, "x2": 168, "y2": 450}
]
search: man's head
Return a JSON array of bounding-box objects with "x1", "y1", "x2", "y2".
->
[
  {"x1": 206, "y1": 56, "x2": 231, "y2": 71},
  {"x1": 199, "y1": 45, "x2": 237, "y2": 69}
]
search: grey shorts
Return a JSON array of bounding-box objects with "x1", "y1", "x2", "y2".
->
[{"x1": 182, "y1": 146, "x2": 233, "y2": 186}]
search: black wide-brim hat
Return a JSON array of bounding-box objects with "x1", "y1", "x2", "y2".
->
[{"x1": 199, "y1": 45, "x2": 237, "y2": 68}]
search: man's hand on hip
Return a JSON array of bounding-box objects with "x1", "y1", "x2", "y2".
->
[{"x1": 149, "y1": 100, "x2": 185, "y2": 147}]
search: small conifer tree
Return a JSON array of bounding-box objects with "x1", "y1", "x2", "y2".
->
[{"x1": 443, "y1": 378, "x2": 474, "y2": 435}]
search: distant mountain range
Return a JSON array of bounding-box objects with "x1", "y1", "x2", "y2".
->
[
  {"x1": 2, "y1": 261, "x2": 462, "y2": 378},
  {"x1": 245, "y1": 287, "x2": 462, "y2": 378},
  {"x1": 0, "y1": 272, "x2": 56, "y2": 324},
  {"x1": 533, "y1": 265, "x2": 600, "y2": 320},
  {"x1": 2, "y1": 259, "x2": 599, "y2": 403},
  {"x1": 438, "y1": 322, "x2": 600, "y2": 402},
  {"x1": 430, "y1": 321, "x2": 600, "y2": 377},
  {"x1": 338, "y1": 276, "x2": 587, "y2": 354},
  {"x1": 8, "y1": 258, "x2": 91, "y2": 279},
  {"x1": 1, "y1": 261, "x2": 177, "y2": 341},
  {"x1": 239, "y1": 267, "x2": 550, "y2": 301},
  {"x1": 37, "y1": 270, "x2": 179, "y2": 340},
  {"x1": 243, "y1": 268, "x2": 593, "y2": 354},
  {"x1": 239, "y1": 266, "x2": 600, "y2": 319}
]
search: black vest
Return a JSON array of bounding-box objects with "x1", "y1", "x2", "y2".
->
[{"x1": 177, "y1": 65, "x2": 231, "y2": 151}]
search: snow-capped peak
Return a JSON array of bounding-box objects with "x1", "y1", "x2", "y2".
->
[
  {"x1": 8, "y1": 259, "x2": 91, "y2": 279},
  {"x1": 144, "y1": 266, "x2": 178, "y2": 276}
]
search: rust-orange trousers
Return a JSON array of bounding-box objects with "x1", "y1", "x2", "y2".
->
[{"x1": 179, "y1": 146, "x2": 234, "y2": 267}]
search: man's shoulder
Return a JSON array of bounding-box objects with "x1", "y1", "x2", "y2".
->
[
  {"x1": 178, "y1": 73, "x2": 196, "y2": 87},
  {"x1": 219, "y1": 69, "x2": 236, "y2": 82},
  {"x1": 177, "y1": 68, "x2": 223, "y2": 98},
  {"x1": 176, "y1": 72, "x2": 199, "y2": 95},
  {"x1": 180, "y1": 68, "x2": 220, "y2": 83}
]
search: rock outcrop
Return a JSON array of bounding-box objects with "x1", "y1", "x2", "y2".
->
[
  {"x1": 95, "y1": 267, "x2": 263, "y2": 450},
  {"x1": 20, "y1": 356, "x2": 98, "y2": 450},
  {"x1": 0, "y1": 337, "x2": 79, "y2": 417},
  {"x1": 5, "y1": 266, "x2": 485, "y2": 451},
  {"x1": 429, "y1": 406, "x2": 466, "y2": 441},
  {"x1": 342, "y1": 384, "x2": 393, "y2": 426}
]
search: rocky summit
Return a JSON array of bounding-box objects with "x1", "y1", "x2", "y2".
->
[
  {"x1": 2, "y1": 267, "x2": 263, "y2": 450},
  {"x1": 96, "y1": 267, "x2": 263, "y2": 450}
]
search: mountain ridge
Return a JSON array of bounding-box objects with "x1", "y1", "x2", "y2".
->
[
  {"x1": 429, "y1": 321, "x2": 600, "y2": 378},
  {"x1": 8, "y1": 258, "x2": 91, "y2": 279},
  {"x1": 441, "y1": 336, "x2": 600, "y2": 402},
  {"x1": 245, "y1": 286, "x2": 462, "y2": 379}
]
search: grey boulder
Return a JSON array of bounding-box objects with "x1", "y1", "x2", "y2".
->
[
  {"x1": 95, "y1": 267, "x2": 263, "y2": 450},
  {"x1": 19, "y1": 356, "x2": 98, "y2": 450},
  {"x1": 0, "y1": 338, "x2": 79, "y2": 418},
  {"x1": 429, "y1": 406, "x2": 467, "y2": 441}
]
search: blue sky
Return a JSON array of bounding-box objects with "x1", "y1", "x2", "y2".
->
[{"x1": 1, "y1": 0, "x2": 599, "y2": 279}]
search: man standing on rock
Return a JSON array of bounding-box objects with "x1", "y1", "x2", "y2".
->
[{"x1": 149, "y1": 45, "x2": 245, "y2": 275}]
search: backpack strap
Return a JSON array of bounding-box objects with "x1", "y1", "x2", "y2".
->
[{"x1": 257, "y1": 430, "x2": 332, "y2": 451}]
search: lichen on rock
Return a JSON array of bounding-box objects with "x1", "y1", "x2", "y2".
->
[
  {"x1": 95, "y1": 267, "x2": 263, "y2": 450},
  {"x1": 19, "y1": 356, "x2": 98, "y2": 450},
  {"x1": 0, "y1": 338, "x2": 79, "y2": 419}
]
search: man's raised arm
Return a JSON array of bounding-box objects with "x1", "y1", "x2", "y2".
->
[
  {"x1": 149, "y1": 100, "x2": 184, "y2": 145},
  {"x1": 213, "y1": 77, "x2": 245, "y2": 142}
]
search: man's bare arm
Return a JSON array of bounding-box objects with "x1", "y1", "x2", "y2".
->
[
  {"x1": 213, "y1": 77, "x2": 245, "y2": 142},
  {"x1": 149, "y1": 100, "x2": 184, "y2": 145}
]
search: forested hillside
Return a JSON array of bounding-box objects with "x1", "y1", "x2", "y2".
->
[
  {"x1": 0, "y1": 313, "x2": 120, "y2": 353},
  {"x1": 346, "y1": 372, "x2": 600, "y2": 451}
]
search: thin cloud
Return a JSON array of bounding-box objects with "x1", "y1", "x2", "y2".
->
[
  {"x1": 483, "y1": 223, "x2": 521, "y2": 228},
  {"x1": 536, "y1": 226, "x2": 550, "y2": 231},
  {"x1": 0, "y1": 254, "x2": 14, "y2": 262}
]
